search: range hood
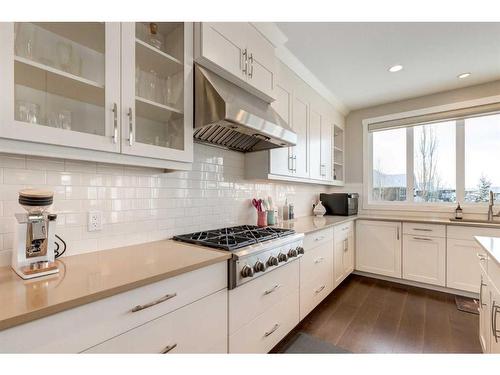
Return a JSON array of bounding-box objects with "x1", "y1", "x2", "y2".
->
[{"x1": 194, "y1": 65, "x2": 297, "y2": 152}]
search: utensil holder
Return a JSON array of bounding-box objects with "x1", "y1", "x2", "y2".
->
[
  {"x1": 257, "y1": 211, "x2": 267, "y2": 227},
  {"x1": 267, "y1": 210, "x2": 276, "y2": 225}
]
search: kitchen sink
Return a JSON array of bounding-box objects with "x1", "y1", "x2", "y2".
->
[{"x1": 449, "y1": 218, "x2": 500, "y2": 225}]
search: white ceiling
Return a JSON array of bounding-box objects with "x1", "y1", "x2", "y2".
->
[{"x1": 276, "y1": 22, "x2": 500, "y2": 111}]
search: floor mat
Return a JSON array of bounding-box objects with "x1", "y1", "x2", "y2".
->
[
  {"x1": 278, "y1": 332, "x2": 351, "y2": 354},
  {"x1": 455, "y1": 295, "x2": 479, "y2": 315}
]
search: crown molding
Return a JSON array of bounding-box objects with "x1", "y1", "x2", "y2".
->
[{"x1": 252, "y1": 22, "x2": 350, "y2": 116}]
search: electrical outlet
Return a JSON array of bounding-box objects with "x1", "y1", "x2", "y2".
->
[{"x1": 87, "y1": 211, "x2": 102, "y2": 232}]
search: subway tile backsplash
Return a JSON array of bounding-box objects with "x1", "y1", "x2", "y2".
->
[{"x1": 0, "y1": 144, "x2": 339, "y2": 266}]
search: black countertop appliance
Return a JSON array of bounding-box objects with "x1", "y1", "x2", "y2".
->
[{"x1": 319, "y1": 193, "x2": 359, "y2": 216}]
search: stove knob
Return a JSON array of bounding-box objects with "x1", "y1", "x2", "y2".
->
[
  {"x1": 278, "y1": 252, "x2": 288, "y2": 262},
  {"x1": 267, "y1": 256, "x2": 279, "y2": 267},
  {"x1": 296, "y1": 246, "x2": 304, "y2": 255},
  {"x1": 241, "y1": 265, "x2": 254, "y2": 278},
  {"x1": 254, "y1": 260, "x2": 266, "y2": 273},
  {"x1": 288, "y1": 248, "x2": 298, "y2": 258}
]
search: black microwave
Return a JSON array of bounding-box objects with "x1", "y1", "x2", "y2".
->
[{"x1": 319, "y1": 193, "x2": 359, "y2": 216}]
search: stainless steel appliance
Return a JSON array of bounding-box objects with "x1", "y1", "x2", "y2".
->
[
  {"x1": 174, "y1": 225, "x2": 304, "y2": 289},
  {"x1": 193, "y1": 65, "x2": 297, "y2": 152},
  {"x1": 12, "y1": 189, "x2": 59, "y2": 279},
  {"x1": 319, "y1": 193, "x2": 359, "y2": 216}
]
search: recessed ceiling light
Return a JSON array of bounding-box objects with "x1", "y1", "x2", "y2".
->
[
  {"x1": 457, "y1": 72, "x2": 471, "y2": 79},
  {"x1": 388, "y1": 65, "x2": 403, "y2": 73}
]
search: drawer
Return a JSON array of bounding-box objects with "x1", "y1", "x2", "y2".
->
[
  {"x1": 85, "y1": 289, "x2": 227, "y2": 353},
  {"x1": 334, "y1": 221, "x2": 354, "y2": 236},
  {"x1": 229, "y1": 289, "x2": 299, "y2": 353},
  {"x1": 448, "y1": 225, "x2": 500, "y2": 241},
  {"x1": 229, "y1": 260, "x2": 299, "y2": 335},
  {"x1": 300, "y1": 269, "x2": 333, "y2": 320},
  {"x1": 303, "y1": 227, "x2": 334, "y2": 249},
  {"x1": 300, "y1": 239, "x2": 333, "y2": 288},
  {"x1": 0, "y1": 262, "x2": 227, "y2": 353},
  {"x1": 403, "y1": 222, "x2": 445, "y2": 238}
]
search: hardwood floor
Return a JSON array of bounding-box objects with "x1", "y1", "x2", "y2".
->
[{"x1": 272, "y1": 275, "x2": 482, "y2": 353}]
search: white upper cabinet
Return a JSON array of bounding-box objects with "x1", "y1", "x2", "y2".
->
[
  {"x1": 0, "y1": 22, "x2": 193, "y2": 169},
  {"x1": 291, "y1": 93, "x2": 309, "y2": 179},
  {"x1": 0, "y1": 22, "x2": 121, "y2": 152},
  {"x1": 121, "y1": 22, "x2": 193, "y2": 163},
  {"x1": 195, "y1": 22, "x2": 276, "y2": 102},
  {"x1": 309, "y1": 105, "x2": 333, "y2": 181}
]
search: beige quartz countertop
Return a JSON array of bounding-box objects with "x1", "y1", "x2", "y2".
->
[
  {"x1": 279, "y1": 214, "x2": 500, "y2": 235},
  {"x1": 0, "y1": 240, "x2": 230, "y2": 331},
  {"x1": 277, "y1": 215, "x2": 357, "y2": 234},
  {"x1": 474, "y1": 236, "x2": 500, "y2": 266}
]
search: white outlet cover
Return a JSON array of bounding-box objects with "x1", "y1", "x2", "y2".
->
[{"x1": 87, "y1": 211, "x2": 103, "y2": 232}]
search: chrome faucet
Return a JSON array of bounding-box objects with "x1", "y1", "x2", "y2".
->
[{"x1": 488, "y1": 191, "x2": 500, "y2": 222}]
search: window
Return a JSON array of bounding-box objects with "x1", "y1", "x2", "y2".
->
[
  {"x1": 465, "y1": 114, "x2": 500, "y2": 203},
  {"x1": 372, "y1": 128, "x2": 406, "y2": 202},
  {"x1": 413, "y1": 121, "x2": 455, "y2": 203},
  {"x1": 367, "y1": 105, "x2": 500, "y2": 207}
]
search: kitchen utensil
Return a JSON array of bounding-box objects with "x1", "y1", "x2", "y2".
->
[
  {"x1": 257, "y1": 211, "x2": 267, "y2": 227},
  {"x1": 252, "y1": 198, "x2": 262, "y2": 212}
]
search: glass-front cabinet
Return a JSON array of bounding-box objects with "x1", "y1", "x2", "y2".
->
[
  {"x1": 121, "y1": 22, "x2": 193, "y2": 162},
  {"x1": 0, "y1": 22, "x2": 193, "y2": 165},
  {"x1": 0, "y1": 22, "x2": 121, "y2": 152}
]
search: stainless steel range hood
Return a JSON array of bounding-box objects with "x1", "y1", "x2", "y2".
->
[{"x1": 194, "y1": 65, "x2": 297, "y2": 152}]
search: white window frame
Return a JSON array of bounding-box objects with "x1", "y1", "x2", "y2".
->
[{"x1": 363, "y1": 94, "x2": 500, "y2": 213}]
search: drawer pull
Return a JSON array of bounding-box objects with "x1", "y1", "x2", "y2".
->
[
  {"x1": 264, "y1": 284, "x2": 281, "y2": 295},
  {"x1": 314, "y1": 236, "x2": 325, "y2": 242},
  {"x1": 492, "y1": 301, "x2": 500, "y2": 343},
  {"x1": 477, "y1": 253, "x2": 487, "y2": 261},
  {"x1": 264, "y1": 323, "x2": 280, "y2": 337},
  {"x1": 413, "y1": 228, "x2": 433, "y2": 232},
  {"x1": 161, "y1": 343, "x2": 177, "y2": 354},
  {"x1": 412, "y1": 236, "x2": 432, "y2": 241},
  {"x1": 315, "y1": 285, "x2": 326, "y2": 294},
  {"x1": 131, "y1": 293, "x2": 177, "y2": 312},
  {"x1": 314, "y1": 257, "x2": 325, "y2": 264}
]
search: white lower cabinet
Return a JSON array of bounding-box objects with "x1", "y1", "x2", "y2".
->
[
  {"x1": 402, "y1": 234, "x2": 446, "y2": 287},
  {"x1": 229, "y1": 289, "x2": 299, "y2": 354},
  {"x1": 490, "y1": 284, "x2": 500, "y2": 354},
  {"x1": 85, "y1": 289, "x2": 227, "y2": 353},
  {"x1": 0, "y1": 262, "x2": 226, "y2": 353},
  {"x1": 300, "y1": 229, "x2": 334, "y2": 320},
  {"x1": 228, "y1": 260, "x2": 300, "y2": 353},
  {"x1": 334, "y1": 221, "x2": 354, "y2": 287},
  {"x1": 356, "y1": 220, "x2": 402, "y2": 278}
]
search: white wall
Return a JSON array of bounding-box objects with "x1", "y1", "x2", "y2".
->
[{"x1": 0, "y1": 143, "x2": 341, "y2": 266}]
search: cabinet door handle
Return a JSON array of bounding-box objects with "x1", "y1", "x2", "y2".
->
[
  {"x1": 112, "y1": 103, "x2": 118, "y2": 144},
  {"x1": 492, "y1": 301, "x2": 500, "y2": 343},
  {"x1": 396, "y1": 226, "x2": 400, "y2": 240},
  {"x1": 413, "y1": 228, "x2": 432, "y2": 232},
  {"x1": 127, "y1": 107, "x2": 134, "y2": 146},
  {"x1": 248, "y1": 53, "x2": 254, "y2": 78},
  {"x1": 477, "y1": 253, "x2": 487, "y2": 261},
  {"x1": 160, "y1": 343, "x2": 177, "y2": 354},
  {"x1": 314, "y1": 257, "x2": 325, "y2": 264},
  {"x1": 343, "y1": 239, "x2": 348, "y2": 252},
  {"x1": 242, "y1": 48, "x2": 248, "y2": 75},
  {"x1": 412, "y1": 236, "x2": 432, "y2": 241},
  {"x1": 131, "y1": 293, "x2": 177, "y2": 312},
  {"x1": 293, "y1": 155, "x2": 297, "y2": 173},
  {"x1": 314, "y1": 236, "x2": 325, "y2": 242},
  {"x1": 315, "y1": 285, "x2": 326, "y2": 294},
  {"x1": 288, "y1": 154, "x2": 293, "y2": 171},
  {"x1": 264, "y1": 284, "x2": 281, "y2": 295},
  {"x1": 264, "y1": 323, "x2": 280, "y2": 337}
]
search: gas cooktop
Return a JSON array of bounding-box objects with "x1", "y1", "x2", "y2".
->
[{"x1": 173, "y1": 225, "x2": 295, "y2": 251}]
